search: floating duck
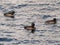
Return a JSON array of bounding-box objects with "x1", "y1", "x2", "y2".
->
[
  {"x1": 45, "y1": 18, "x2": 57, "y2": 24},
  {"x1": 24, "y1": 23, "x2": 36, "y2": 33},
  {"x1": 4, "y1": 10, "x2": 15, "y2": 18}
]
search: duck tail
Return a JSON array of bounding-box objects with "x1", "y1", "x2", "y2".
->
[
  {"x1": 4, "y1": 13, "x2": 6, "y2": 16},
  {"x1": 54, "y1": 18, "x2": 57, "y2": 24},
  {"x1": 31, "y1": 30, "x2": 35, "y2": 33},
  {"x1": 24, "y1": 27, "x2": 26, "y2": 29}
]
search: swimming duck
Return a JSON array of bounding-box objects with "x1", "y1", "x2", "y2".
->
[
  {"x1": 4, "y1": 10, "x2": 15, "y2": 18},
  {"x1": 45, "y1": 18, "x2": 56, "y2": 24},
  {"x1": 24, "y1": 23, "x2": 36, "y2": 33}
]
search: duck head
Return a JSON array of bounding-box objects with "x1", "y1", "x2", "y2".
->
[
  {"x1": 11, "y1": 11, "x2": 15, "y2": 15},
  {"x1": 53, "y1": 18, "x2": 56, "y2": 24},
  {"x1": 31, "y1": 22, "x2": 35, "y2": 27}
]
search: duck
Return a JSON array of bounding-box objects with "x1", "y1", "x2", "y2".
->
[
  {"x1": 4, "y1": 10, "x2": 15, "y2": 18},
  {"x1": 45, "y1": 18, "x2": 57, "y2": 24},
  {"x1": 24, "y1": 23, "x2": 36, "y2": 33}
]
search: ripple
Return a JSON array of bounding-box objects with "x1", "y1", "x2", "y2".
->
[
  {"x1": 3, "y1": 32, "x2": 14, "y2": 33},
  {"x1": 21, "y1": 40, "x2": 30, "y2": 44},
  {"x1": 17, "y1": 4, "x2": 27, "y2": 7},
  {"x1": 0, "y1": 38, "x2": 13, "y2": 42},
  {"x1": 0, "y1": 44, "x2": 3, "y2": 45},
  {"x1": 57, "y1": 2, "x2": 60, "y2": 4},
  {"x1": 0, "y1": 5, "x2": 4, "y2": 10},
  {"x1": 42, "y1": 15, "x2": 51, "y2": 19},
  {"x1": 6, "y1": 35, "x2": 12, "y2": 37},
  {"x1": 10, "y1": 4, "x2": 27, "y2": 9},
  {"x1": 39, "y1": 34, "x2": 45, "y2": 36},
  {"x1": 13, "y1": 40, "x2": 41, "y2": 44},
  {"x1": 40, "y1": 8, "x2": 59, "y2": 11},
  {"x1": 46, "y1": 40, "x2": 60, "y2": 43},
  {"x1": 27, "y1": 4, "x2": 49, "y2": 6},
  {"x1": 57, "y1": 44, "x2": 60, "y2": 45},
  {"x1": 31, "y1": 40, "x2": 40, "y2": 44},
  {"x1": 0, "y1": 23, "x2": 5, "y2": 25}
]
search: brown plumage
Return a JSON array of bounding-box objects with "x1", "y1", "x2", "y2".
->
[
  {"x1": 45, "y1": 18, "x2": 57, "y2": 24},
  {"x1": 4, "y1": 10, "x2": 15, "y2": 18},
  {"x1": 24, "y1": 23, "x2": 36, "y2": 33}
]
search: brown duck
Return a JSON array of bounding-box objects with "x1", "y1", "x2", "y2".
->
[
  {"x1": 4, "y1": 10, "x2": 15, "y2": 18},
  {"x1": 24, "y1": 23, "x2": 36, "y2": 33},
  {"x1": 45, "y1": 18, "x2": 57, "y2": 24}
]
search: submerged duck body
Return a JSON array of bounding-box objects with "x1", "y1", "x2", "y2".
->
[
  {"x1": 45, "y1": 18, "x2": 57, "y2": 24},
  {"x1": 4, "y1": 10, "x2": 15, "y2": 18},
  {"x1": 24, "y1": 23, "x2": 36, "y2": 33}
]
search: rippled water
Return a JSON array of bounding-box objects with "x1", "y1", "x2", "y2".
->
[{"x1": 0, "y1": 0, "x2": 60, "y2": 45}]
